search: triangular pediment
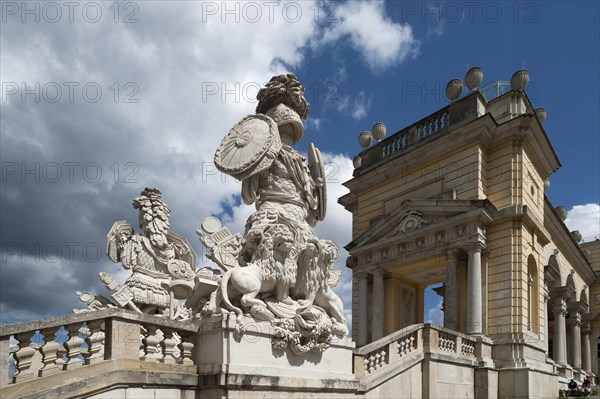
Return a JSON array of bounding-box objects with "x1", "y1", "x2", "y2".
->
[{"x1": 345, "y1": 199, "x2": 496, "y2": 253}]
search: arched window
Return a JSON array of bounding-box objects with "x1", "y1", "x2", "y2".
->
[{"x1": 528, "y1": 255, "x2": 539, "y2": 333}]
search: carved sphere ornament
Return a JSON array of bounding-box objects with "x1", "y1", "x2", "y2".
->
[
  {"x1": 465, "y1": 66, "x2": 483, "y2": 91},
  {"x1": 445, "y1": 79, "x2": 463, "y2": 101},
  {"x1": 535, "y1": 107, "x2": 547, "y2": 124},
  {"x1": 510, "y1": 69, "x2": 529, "y2": 91},
  {"x1": 214, "y1": 114, "x2": 281, "y2": 180},
  {"x1": 358, "y1": 131, "x2": 372, "y2": 149},
  {"x1": 371, "y1": 122, "x2": 386, "y2": 142}
]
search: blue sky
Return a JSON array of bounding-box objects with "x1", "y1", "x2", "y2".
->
[{"x1": 1, "y1": 1, "x2": 598, "y2": 329}]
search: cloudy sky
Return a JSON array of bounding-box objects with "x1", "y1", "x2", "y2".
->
[{"x1": 1, "y1": 1, "x2": 599, "y2": 327}]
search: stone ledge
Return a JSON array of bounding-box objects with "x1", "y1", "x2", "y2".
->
[
  {"x1": 200, "y1": 371, "x2": 358, "y2": 392},
  {"x1": 0, "y1": 359, "x2": 198, "y2": 399},
  {"x1": 0, "y1": 308, "x2": 200, "y2": 336}
]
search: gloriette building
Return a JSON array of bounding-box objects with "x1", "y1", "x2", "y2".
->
[{"x1": 340, "y1": 68, "x2": 600, "y2": 398}]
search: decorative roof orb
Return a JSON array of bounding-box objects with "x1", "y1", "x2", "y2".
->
[
  {"x1": 544, "y1": 179, "x2": 550, "y2": 190},
  {"x1": 445, "y1": 79, "x2": 463, "y2": 101},
  {"x1": 353, "y1": 156, "x2": 362, "y2": 168},
  {"x1": 465, "y1": 67, "x2": 483, "y2": 91},
  {"x1": 510, "y1": 69, "x2": 529, "y2": 91},
  {"x1": 358, "y1": 131, "x2": 373, "y2": 149},
  {"x1": 372, "y1": 122, "x2": 386, "y2": 142},
  {"x1": 555, "y1": 205, "x2": 568, "y2": 221},
  {"x1": 571, "y1": 230, "x2": 582, "y2": 243},
  {"x1": 535, "y1": 108, "x2": 547, "y2": 124}
]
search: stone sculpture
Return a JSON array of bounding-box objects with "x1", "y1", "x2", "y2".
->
[
  {"x1": 200, "y1": 74, "x2": 348, "y2": 353},
  {"x1": 74, "y1": 188, "x2": 198, "y2": 319}
]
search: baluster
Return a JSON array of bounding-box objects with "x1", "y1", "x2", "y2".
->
[
  {"x1": 178, "y1": 333, "x2": 194, "y2": 365},
  {"x1": 1, "y1": 335, "x2": 12, "y2": 386},
  {"x1": 142, "y1": 325, "x2": 164, "y2": 362},
  {"x1": 13, "y1": 332, "x2": 36, "y2": 383},
  {"x1": 55, "y1": 327, "x2": 67, "y2": 369},
  {"x1": 139, "y1": 325, "x2": 148, "y2": 359},
  {"x1": 38, "y1": 327, "x2": 62, "y2": 377},
  {"x1": 63, "y1": 323, "x2": 85, "y2": 370},
  {"x1": 84, "y1": 320, "x2": 105, "y2": 365},
  {"x1": 160, "y1": 330, "x2": 178, "y2": 364}
]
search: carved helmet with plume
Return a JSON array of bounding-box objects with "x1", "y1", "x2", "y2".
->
[{"x1": 256, "y1": 74, "x2": 310, "y2": 144}]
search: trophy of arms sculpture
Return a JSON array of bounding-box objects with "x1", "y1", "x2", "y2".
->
[
  {"x1": 199, "y1": 74, "x2": 347, "y2": 353},
  {"x1": 74, "y1": 188, "x2": 198, "y2": 320}
]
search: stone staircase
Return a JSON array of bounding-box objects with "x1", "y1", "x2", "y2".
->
[{"x1": 353, "y1": 323, "x2": 495, "y2": 397}]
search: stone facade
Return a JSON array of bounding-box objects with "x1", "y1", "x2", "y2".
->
[{"x1": 340, "y1": 75, "x2": 598, "y2": 397}]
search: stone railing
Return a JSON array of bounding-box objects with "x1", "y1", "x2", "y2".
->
[
  {"x1": 357, "y1": 106, "x2": 451, "y2": 171},
  {"x1": 0, "y1": 309, "x2": 199, "y2": 391},
  {"x1": 354, "y1": 323, "x2": 490, "y2": 385},
  {"x1": 415, "y1": 109, "x2": 450, "y2": 141}
]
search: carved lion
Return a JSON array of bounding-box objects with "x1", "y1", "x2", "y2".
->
[
  {"x1": 294, "y1": 239, "x2": 347, "y2": 335},
  {"x1": 207, "y1": 225, "x2": 296, "y2": 318}
]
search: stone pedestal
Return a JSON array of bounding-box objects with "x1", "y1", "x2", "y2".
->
[{"x1": 193, "y1": 314, "x2": 358, "y2": 398}]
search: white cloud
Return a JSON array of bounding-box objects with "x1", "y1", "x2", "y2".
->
[
  {"x1": 565, "y1": 203, "x2": 600, "y2": 242},
  {"x1": 427, "y1": 297, "x2": 444, "y2": 326},
  {"x1": 351, "y1": 91, "x2": 372, "y2": 120},
  {"x1": 305, "y1": 118, "x2": 322, "y2": 131},
  {"x1": 335, "y1": 90, "x2": 372, "y2": 121},
  {"x1": 314, "y1": 1, "x2": 419, "y2": 73}
]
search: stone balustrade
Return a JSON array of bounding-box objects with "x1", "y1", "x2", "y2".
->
[
  {"x1": 0, "y1": 308, "x2": 199, "y2": 390},
  {"x1": 356, "y1": 106, "x2": 451, "y2": 171},
  {"x1": 416, "y1": 109, "x2": 450, "y2": 141},
  {"x1": 354, "y1": 323, "x2": 490, "y2": 382}
]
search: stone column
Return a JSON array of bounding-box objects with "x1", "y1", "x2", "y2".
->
[
  {"x1": 371, "y1": 269, "x2": 385, "y2": 341},
  {"x1": 466, "y1": 245, "x2": 483, "y2": 335},
  {"x1": 358, "y1": 272, "x2": 369, "y2": 346},
  {"x1": 552, "y1": 297, "x2": 568, "y2": 366},
  {"x1": 544, "y1": 284, "x2": 550, "y2": 355},
  {"x1": 582, "y1": 321, "x2": 592, "y2": 374},
  {"x1": 445, "y1": 249, "x2": 459, "y2": 331},
  {"x1": 569, "y1": 311, "x2": 582, "y2": 370}
]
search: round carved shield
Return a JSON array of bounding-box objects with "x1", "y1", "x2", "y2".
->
[{"x1": 214, "y1": 114, "x2": 281, "y2": 179}]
